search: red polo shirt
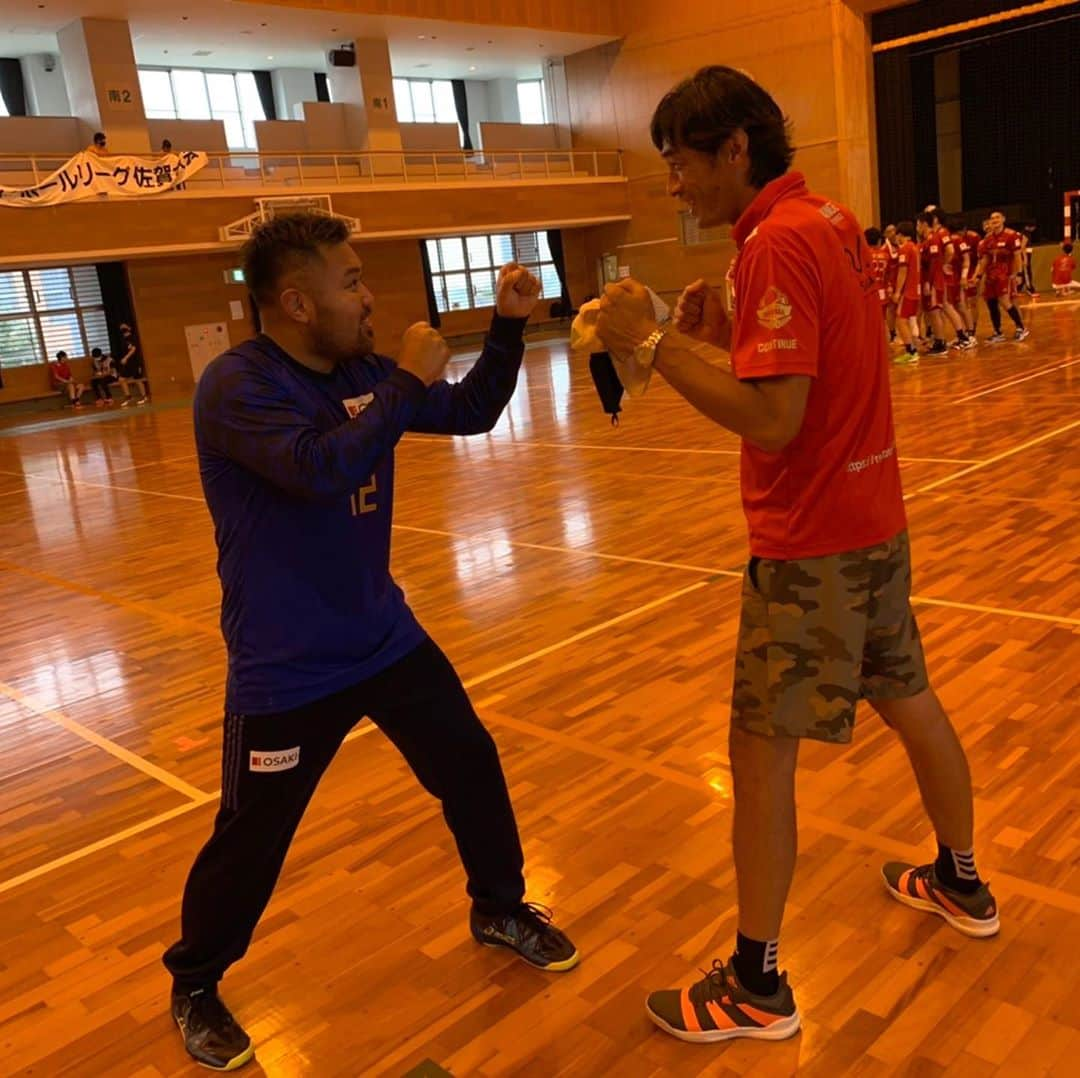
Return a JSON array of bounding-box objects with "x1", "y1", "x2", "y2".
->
[{"x1": 728, "y1": 171, "x2": 907, "y2": 559}]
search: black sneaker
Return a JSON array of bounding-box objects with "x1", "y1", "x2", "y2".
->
[
  {"x1": 470, "y1": 902, "x2": 580, "y2": 971},
  {"x1": 171, "y1": 987, "x2": 254, "y2": 1071}
]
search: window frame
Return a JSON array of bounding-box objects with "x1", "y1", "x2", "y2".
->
[
  {"x1": 136, "y1": 66, "x2": 267, "y2": 150},
  {"x1": 0, "y1": 266, "x2": 108, "y2": 369},
  {"x1": 424, "y1": 231, "x2": 560, "y2": 314}
]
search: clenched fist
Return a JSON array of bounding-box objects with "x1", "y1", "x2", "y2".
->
[
  {"x1": 495, "y1": 263, "x2": 542, "y2": 319},
  {"x1": 397, "y1": 322, "x2": 450, "y2": 386},
  {"x1": 674, "y1": 279, "x2": 730, "y2": 348}
]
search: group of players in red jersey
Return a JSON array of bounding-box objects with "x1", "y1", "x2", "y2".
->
[{"x1": 865, "y1": 207, "x2": 1031, "y2": 364}]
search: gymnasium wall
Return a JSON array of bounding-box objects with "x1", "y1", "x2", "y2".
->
[
  {"x1": 564, "y1": 0, "x2": 878, "y2": 302},
  {"x1": 122, "y1": 230, "x2": 591, "y2": 399}
]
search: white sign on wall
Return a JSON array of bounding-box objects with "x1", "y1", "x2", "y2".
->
[{"x1": 186, "y1": 322, "x2": 230, "y2": 381}]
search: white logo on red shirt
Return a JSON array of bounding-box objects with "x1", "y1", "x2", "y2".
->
[
  {"x1": 250, "y1": 748, "x2": 300, "y2": 772},
  {"x1": 756, "y1": 286, "x2": 792, "y2": 330}
]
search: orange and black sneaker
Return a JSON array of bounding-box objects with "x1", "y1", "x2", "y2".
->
[
  {"x1": 882, "y1": 862, "x2": 1000, "y2": 938},
  {"x1": 646, "y1": 959, "x2": 800, "y2": 1043}
]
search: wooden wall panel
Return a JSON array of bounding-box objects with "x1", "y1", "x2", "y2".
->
[
  {"x1": 121, "y1": 227, "x2": 594, "y2": 398},
  {"x1": 236, "y1": 0, "x2": 621, "y2": 36},
  {"x1": 566, "y1": 0, "x2": 879, "y2": 299},
  {"x1": 0, "y1": 180, "x2": 629, "y2": 264}
]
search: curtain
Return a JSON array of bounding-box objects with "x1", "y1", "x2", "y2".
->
[
  {"x1": 418, "y1": 241, "x2": 442, "y2": 329},
  {"x1": 314, "y1": 73, "x2": 330, "y2": 103},
  {"x1": 451, "y1": 79, "x2": 473, "y2": 151},
  {"x1": 545, "y1": 229, "x2": 571, "y2": 315},
  {"x1": 873, "y1": 49, "x2": 916, "y2": 225},
  {"x1": 96, "y1": 263, "x2": 136, "y2": 358},
  {"x1": 252, "y1": 71, "x2": 277, "y2": 121},
  {"x1": 909, "y1": 53, "x2": 939, "y2": 211},
  {"x1": 0, "y1": 58, "x2": 28, "y2": 116}
]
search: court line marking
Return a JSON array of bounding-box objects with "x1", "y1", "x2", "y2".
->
[
  {"x1": 393, "y1": 523, "x2": 740, "y2": 579},
  {"x1": 954, "y1": 356, "x2": 1080, "y2": 403},
  {"x1": 0, "y1": 558, "x2": 220, "y2": 639},
  {"x1": 394, "y1": 524, "x2": 1080, "y2": 627},
  {"x1": 401, "y1": 436, "x2": 981, "y2": 466},
  {"x1": 9, "y1": 469, "x2": 1079, "y2": 628},
  {"x1": 483, "y1": 711, "x2": 1080, "y2": 916},
  {"x1": 0, "y1": 678, "x2": 210, "y2": 802},
  {"x1": 0, "y1": 580, "x2": 710, "y2": 898},
  {"x1": 914, "y1": 419, "x2": 1080, "y2": 495}
]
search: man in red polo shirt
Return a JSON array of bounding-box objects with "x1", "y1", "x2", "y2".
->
[{"x1": 596, "y1": 65, "x2": 997, "y2": 1046}]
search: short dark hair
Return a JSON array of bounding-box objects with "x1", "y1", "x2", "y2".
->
[
  {"x1": 55, "y1": 350, "x2": 67, "y2": 360},
  {"x1": 242, "y1": 212, "x2": 351, "y2": 307},
  {"x1": 162, "y1": 138, "x2": 172, "y2": 151},
  {"x1": 1064, "y1": 242, "x2": 1074, "y2": 254},
  {"x1": 91, "y1": 348, "x2": 103, "y2": 357},
  {"x1": 864, "y1": 227, "x2": 882, "y2": 246},
  {"x1": 93, "y1": 131, "x2": 106, "y2": 144},
  {"x1": 896, "y1": 219, "x2": 915, "y2": 238},
  {"x1": 650, "y1": 66, "x2": 793, "y2": 189},
  {"x1": 916, "y1": 211, "x2": 934, "y2": 228}
]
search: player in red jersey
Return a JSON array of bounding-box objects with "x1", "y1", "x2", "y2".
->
[
  {"x1": 892, "y1": 220, "x2": 921, "y2": 362},
  {"x1": 921, "y1": 209, "x2": 973, "y2": 351},
  {"x1": 973, "y1": 211, "x2": 1029, "y2": 342},
  {"x1": 916, "y1": 213, "x2": 950, "y2": 354},
  {"x1": 865, "y1": 227, "x2": 896, "y2": 341},
  {"x1": 946, "y1": 214, "x2": 978, "y2": 346},
  {"x1": 1052, "y1": 242, "x2": 1079, "y2": 294}
]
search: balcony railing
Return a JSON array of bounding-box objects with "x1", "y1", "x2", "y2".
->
[{"x1": 0, "y1": 148, "x2": 624, "y2": 195}]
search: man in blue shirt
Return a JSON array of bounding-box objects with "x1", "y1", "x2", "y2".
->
[{"x1": 164, "y1": 213, "x2": 578, "y2": 1071}]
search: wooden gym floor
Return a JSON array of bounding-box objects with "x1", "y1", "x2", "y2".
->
[{"x1": 1, "y1": 296, "x2": 1078, "y2": 1077}]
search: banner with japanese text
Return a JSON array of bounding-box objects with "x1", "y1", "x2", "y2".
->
[{"x1": 0, "y1": 150, "x2": 208, "y2": 208}]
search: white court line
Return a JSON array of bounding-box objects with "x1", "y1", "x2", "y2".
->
[
  {"x1": 954, "y1": 356, "x2": 1080, "y2": 402},
  {"x1": 0, "y1": 580, "x2": 710, "y2": 898},
  {"x1": 393, "y1": 522, "x2": 740, "y2": 578},
  {"x1": 402, "y1": 436, "x2": 980, "y2": 466},
  {"x1": 911, "y1": 595, "x2": 1080, "y2": 627},
  {"x1": 0, "y1": 678, "x2": 210, "y2": 801},
  {"x1": 914, "y1": 418, "x2": 1080, "y2": 494}
]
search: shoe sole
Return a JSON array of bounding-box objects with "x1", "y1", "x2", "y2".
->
[
  {"x1": 172, "y1": 1016, "x2": 255, "y2": 1071},
  {"x1": 646, "y1": 1004, "x2": 801, "y2": 1043},
  {"x1": 881, "y1": 870, "x2": 1000, "y2": 938},
  {"x1": 475, "y1": 938, "x2": 581, "y2": 972}
]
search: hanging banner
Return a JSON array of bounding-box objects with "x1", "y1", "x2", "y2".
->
[{"x1": 0, "y1": 150, "x2": 208, "y2": 208}]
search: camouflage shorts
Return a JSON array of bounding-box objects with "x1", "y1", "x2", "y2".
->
[{"x1": 731, "y1": 530, "x2": 929, "y2": 744}]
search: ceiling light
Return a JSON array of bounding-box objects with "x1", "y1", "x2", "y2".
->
[
  {"x1": 267, "y1": 55, "x2": 274, "y2": 60},
  {"x1": 469, "y1": 66, "x2": 476, "y2": 71},
  {"x1": 417, "y1": 34, "x2": 425, "y2": 39}
]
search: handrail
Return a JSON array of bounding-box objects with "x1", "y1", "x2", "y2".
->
[{"x1": 0, "y1": 147, "x2": 625, "y2": 192}]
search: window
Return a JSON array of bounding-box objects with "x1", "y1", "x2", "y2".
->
[
  {"x1": 0, "y1": 93, "x2": 9, "y2": 118},
  {"x1": 392, "y1": 78, "x2": 461, "y2": 143},
  {"x1": 425, "y1": 231, "x2": 561, "y2": 313},
  {"x1": 0, "y1": 266, "x2": 108, "y2": 369},
  {"x1": 516, "y1": 81, "x2": 547, "y2": 125},
  {"x1": 137, "y1": 68, "x2": 267, "y2": 150}
]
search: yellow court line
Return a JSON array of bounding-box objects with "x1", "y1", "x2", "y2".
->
[
  {"x1": 0, "y1": 558, "x2": 219, "y2": 638},
  {"x1": 915, "y1": 419, "x2": 1080, "y2": 494},
  {"x1": 0, "y1": 678, "x2": 210, "y2": 802},
  {"x1": 485, "y1": 711, "x2": 1080, "y2": 917}
]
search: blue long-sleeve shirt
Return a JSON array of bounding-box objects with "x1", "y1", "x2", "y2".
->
[{"x1": 194, "y1": 315, "x2": 526, "y2": 714}]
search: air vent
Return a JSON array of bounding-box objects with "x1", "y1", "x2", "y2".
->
[{"x1": 679, "y1": 211, "x2": 729, "y2": 247}]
